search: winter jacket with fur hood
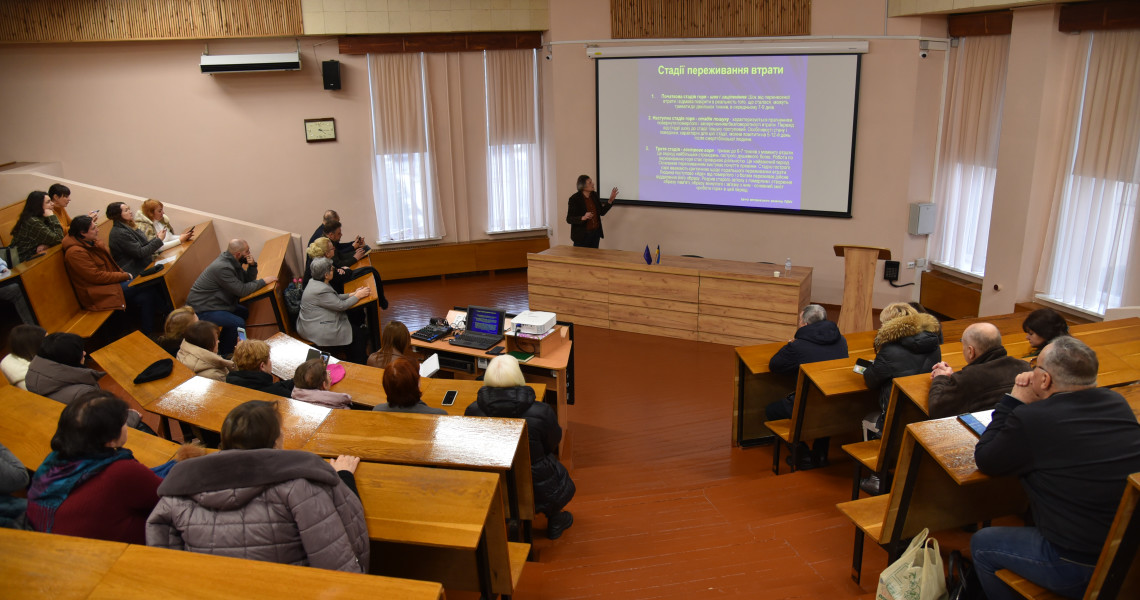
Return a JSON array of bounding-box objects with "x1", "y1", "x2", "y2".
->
[
  {"x1": 146, "y1": 449, "x2": 369, "y2": 573},
  {"x1": 864, "y1": 313, "x2": 943, "y2": 410}
]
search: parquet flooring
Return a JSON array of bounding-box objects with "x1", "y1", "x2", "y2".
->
[{"x1": 382, "y1": 270, "x2": 913, "y2": 599}]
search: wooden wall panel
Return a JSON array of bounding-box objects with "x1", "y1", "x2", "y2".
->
[
  {"x1": 0, "y1": 0, "x2": 303, "y2": 43},
  {"x1": 1060, "y1": 0, "x2": 1140, "y2": 33},
  {"x1": 338, "y1": 32, "x2": 543, "y2": 55},
  {"x1": 610, "y1": 0, "x2": 810, "y2": 39},
  {"x1": 947, "y1": 11, "x2": 1013, "y2": 37}
]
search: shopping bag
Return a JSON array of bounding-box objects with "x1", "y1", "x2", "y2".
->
[{"x1": 876, "y1": 528, "x2": 948, "y2": 600}]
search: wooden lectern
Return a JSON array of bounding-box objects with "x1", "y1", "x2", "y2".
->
[{"x1": 834, "y1": 245, "x2": 891, "y2": 334}]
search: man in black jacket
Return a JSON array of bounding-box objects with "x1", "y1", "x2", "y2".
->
[
  {"x1": 926, "y1": 322, "x2": 1032, "y2": 419},
  {"x1": 971, "y1": 336, "x2": 1140, "y2": 600},
  {"x1": 764, "y1": 304, "x2": 848, "y2": 469}
]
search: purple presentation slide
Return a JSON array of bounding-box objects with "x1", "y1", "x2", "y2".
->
[{"x1": 637, "y1": 56, "x2": 808, "y2": 210}]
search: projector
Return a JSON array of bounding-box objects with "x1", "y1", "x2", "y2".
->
[{"x1": 511, "y1": 311, "x2": 556, "y2": 335}]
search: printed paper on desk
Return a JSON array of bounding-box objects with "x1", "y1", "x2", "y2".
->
[
  {"x1": 156, "y1": 256, "x2": 177, "y2": 266},
  {"x1": 420, "y1": 353, "x2": 440, "y2": 378}
]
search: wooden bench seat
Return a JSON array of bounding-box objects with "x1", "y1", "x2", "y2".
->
[
  {"x1": 13, "y1": 247, "x2": 112, "y2": 336},
  {"x1": 996, "y1": 570, "x2": 1061, "y2": 600}
]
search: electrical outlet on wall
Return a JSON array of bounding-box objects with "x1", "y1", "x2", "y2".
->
[
  {"x1": 906, "y1": 261, "x2": 916, "y2": 269},
  {"x1": 916, "y1": 258, "x2": 928, "y2": 268}
]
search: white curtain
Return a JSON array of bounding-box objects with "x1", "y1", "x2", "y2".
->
[
  {"x1": 368, "y1": 53, "x2": 444, "y2": 243},
  {"x1": 1037, "y1": 30, "x2": 1140, "y2": 315},
  {"x1": 484, "y1": 50, "x2": 545, "y2": 233},
  {"x1": 929, "y1": 36, "x2": 1010, "y2": 277}
]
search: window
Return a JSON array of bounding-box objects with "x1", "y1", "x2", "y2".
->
[
  {"x1": 368, "y1": 53, "x2": 443, "y2": 243},
  {"x1": 484, "y1": 50, "x2": 545, "y2": 233},
  {"x1": 929, "y1": 36, "x2": 1010, "y2": 277},
  {"x1": 1037, "y1": 30, "x2": 1140, "y2": 315}
]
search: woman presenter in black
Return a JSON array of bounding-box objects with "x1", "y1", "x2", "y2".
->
[{"x1": 566, "y1": 175, "x2": 618, "y2": 249}]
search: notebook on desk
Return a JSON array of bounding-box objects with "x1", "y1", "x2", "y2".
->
[{"x1": 449, "y1": 305, "x2": 505, "y2": 350}]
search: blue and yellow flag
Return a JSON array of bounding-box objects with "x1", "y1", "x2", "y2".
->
[{"x1": 655, "y1": 245, "x2": 660, "y2": 264}]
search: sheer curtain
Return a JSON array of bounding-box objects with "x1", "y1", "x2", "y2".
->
[
  {"x1": 929, "y1": 35, "x2": 1010, "y2": 277},
  {"x1": 1037, "y1": 30, "x2": 1140, "y2": 315},
  {"x1": 484, "y1": 50, "x2": 545, "y2": 233},
  {"x1": 368, "y1": 53, "x2": 444, "y2": 243}
]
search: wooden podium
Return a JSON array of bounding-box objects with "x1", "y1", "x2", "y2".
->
[{"x1": 834, "y1": 245, "x2": 891, "y2": 334}]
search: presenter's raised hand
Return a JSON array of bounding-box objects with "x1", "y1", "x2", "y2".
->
[{"x1": 609, "y1": 187, "x2": 619, "y2": 202}]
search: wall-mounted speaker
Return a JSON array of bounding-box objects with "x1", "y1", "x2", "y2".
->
[{"x1": 322, "y1": 60, "x2": 341, "y2": 90}]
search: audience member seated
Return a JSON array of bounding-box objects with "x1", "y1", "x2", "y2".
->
[
  {"x1": 177, "y1": 321, "x2": 234, "y2": 381},
  {"x1": 0, "y1": 441, "x2": 30, "y2": 529},
  {"x1": 863, "y1": 302, "x2": 942, "y2": 429},
  {"x1": 226, "y1": 339, "x2": 294, "y2": 397},
  {"x1": 308, "y1": 209, "x2": 362, "y2": 256},
  {"x1": 372, "y1": 358, "x2": 445, "y2": 415},
  {"x1": 367, "y1": 321, "x2": 415, "y2": 369},
  {"x1": 106, "y1": 201, "x2": 188, "y2": 277},
  {"x1": 26, "y1": 392, "x2": 165, "y2": 543},
  {"x1": 62, "y1": 215, "x2": 160, "y2": 334},
  {"x1": 156, "y1": 306, "x2": 197, "y2": 357},
  {"x1": 290, "y1": 358, "x2": 351, "y2": 409},
  {"x1": 134, "y1": 199, "x2": 185, "y2": 242},
  {"x1": 1, "y1": 324, "x2": 46, "y2": 390},
  {"x1": 859, "y1": 303, "x2": 942, "y2": 494},
  {"x1": 467, "y1": 355, "x2": 576, "y2": 540},
  {"x1": 9, "y1": 191, "x2": 63, "y2": 264},
  {"x1": 927, "y1": 322, "x2": 1032, "y2": 419},
  {"x1": 186, "y1": 238, "x2": 276, "y2": 356},
  {"x1": 763, "y1": 304, "x2": 849, "y2": 470},
  {"x1": 26, "y1": 333, "x2": 106, "y2": 405},
  {"x1": 48, "y1": 183, "x2": 76, "y2": 228},
  {"x1": 321, "y1": 220, "x2": 387, "y2": 310},
  {"x1": 1021, "y1": 307, "x2": 1070, "y2": 359},
  {"x1": 972, "y1": 337, "x2": 1140, "y2": 600},
  {"x1": 0, "y1": 255, "x2": 35, "y2": 324},
  {"x1": 297, "y1": 257, "x2": 370, "y2": 364},
  {"x1": 303, "y1": 237, "x2": 353, "y2": 290},
  {"x1": 147, "y1": 400, "x2": 369, "y2": 572}
]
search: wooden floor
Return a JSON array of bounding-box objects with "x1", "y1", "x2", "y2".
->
[{"x1": 381, "y1": 270, "x2": 971, "y2": 599}]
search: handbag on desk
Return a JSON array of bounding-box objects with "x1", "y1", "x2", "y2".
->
[{"x1": 877, "y1": 528, "x2": 948, "y2": 600}]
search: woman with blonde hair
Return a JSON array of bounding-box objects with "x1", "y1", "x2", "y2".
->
[
  {"x1": 367, "y1": 321, "x2": 414, "y2": 369},
  {"x1": 466, "y1": 355, "x2": 576, "y2": 539},
  {"x1": 303, "y1": 237, "x2": 351, "y2": 290},
  {"x1": 157, "y1": 306, "x2": 197, "y2": 356}
]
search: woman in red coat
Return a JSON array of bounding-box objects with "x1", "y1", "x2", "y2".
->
[{"x1": 62, "y1": 215, "x2": 160, "y2": 333}]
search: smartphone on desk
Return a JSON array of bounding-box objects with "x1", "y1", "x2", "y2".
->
[
  {"x1": 485, "y1": 346, "x2": 505, "y2": 356},
  {"x1": 853, "y1": 357, "x2": 874, "y2": 374},
  {"x1": 441, "y1": 390, "x2": 458, "y2": 406}
]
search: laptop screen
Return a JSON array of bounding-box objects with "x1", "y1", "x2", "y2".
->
[{"x1": 466, "y1": 306, "x2": 503, "y2": 336}]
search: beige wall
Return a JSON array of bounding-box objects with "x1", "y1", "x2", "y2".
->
[{"x1": 0, "y1": 0, "x2": 1076, "y2": 310}]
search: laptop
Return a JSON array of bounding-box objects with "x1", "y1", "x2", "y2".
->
[{"x1": 449, "y1": 305, "x2": 505, "y2": 350}]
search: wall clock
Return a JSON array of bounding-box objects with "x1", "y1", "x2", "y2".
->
[{"x1": 304, "y1": 117, "x2": 336, "y2": 142}]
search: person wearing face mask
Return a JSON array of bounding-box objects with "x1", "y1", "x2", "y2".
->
[
  {"x1": 566, "y1": 175, "x2": 619, "y2": 249},
  {"x1": 186, "y1": 238, "x2": 277, "y2": 355}
]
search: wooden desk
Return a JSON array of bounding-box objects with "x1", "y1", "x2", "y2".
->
[
  {"x1": 836, "y1": 417, "x2": 1029, "y2": 583},
  {"x1": 529, "y1": 244, "x2": 812, "y2": 346},
  {"x1": 145, "y1": 376, "x2": 330, "y2": 449},
  {"x1": 90, "y1": 541, "x2": 445, "y2": 600},
  {"x1": 0, "y1": 529, "x2": 445, "y2": 600},
  {"x1": 264, "y1": 332, "x2": 546, "y2": 415},
  {"x1": 0, "y1": 386, "x2": 180, "y2": 469},
  {"x1": 0, "y1": 529, "x2": 126, "y2": 600},
  {"x1": 343, "y1": 256, "x2": 383, "y2": 349},
  {"x1": 355, "y1": 461, "x2": 526, "y2": 597},
  {"x1": 411, "y1": 322, "x2": 574, "y2": 462},
  {"x1": 129, "y1": 219, "x2": 217, "y2": 309},
  {"x1": 239, "y1": 233, "x2": 295, "y2": 335},
  {"x1": 89, "y1": 331, "x2": 195, "y2": 408},
  {"x1": 302, "y1": 409, "x2": 536, "y2": 527},
  {"x1": 733, "y1": 330, "x2": 876, "y2": 446}
]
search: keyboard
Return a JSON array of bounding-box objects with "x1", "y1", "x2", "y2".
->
[
  {"x1": 412, "y1": 324, "x2": 452, "y2": 342},
  {"x1": 449, "y1": 331, "x2": 504, "y2": 350}
]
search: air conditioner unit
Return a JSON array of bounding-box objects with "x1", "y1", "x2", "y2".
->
[{"x1": 200, "y1": 52, "x2": 301, "y2": 74}]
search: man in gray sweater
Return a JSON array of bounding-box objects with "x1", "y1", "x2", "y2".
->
[{"x1": 187, "y1": 239, "x2": 276, "y2": 355}]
